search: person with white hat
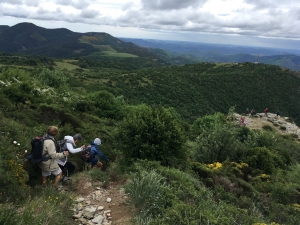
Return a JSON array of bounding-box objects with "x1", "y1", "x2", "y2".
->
[{"x1": 87, "y1": 137, "x2": 109, "y2": 170}]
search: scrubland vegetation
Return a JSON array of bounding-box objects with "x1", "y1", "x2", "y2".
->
[{"x1": 1, "y1": 56, "x2": 300, "y2": 225}]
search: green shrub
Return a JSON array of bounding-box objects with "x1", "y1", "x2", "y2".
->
[
  {"x1": 243, "y1": 147, "x2": 276, "y2": 174},
  {"x1": 280, "y1": 126, "x2": 286, "y2": 130},
  {"x1": 192, "y1": 123, "x2": 243, "y2": 163},
  {"x1": 271, "y1": 182, "x2": 299, "y2": 204},
  {"x1": 0, "y1": 204, "x2": 21, "y2": 225},
  {"x1": 262, "y1": 125, "x2": 274, "y2": 131},
  {"x1": 119, "y1": 105, "x2": 187, "y2": 167},
  {"x1": 33, "y1": 68, "x2": 69, "y2": 89},
  {"x1": 88, "y1": 90, "x2": 125, "y2": 119},
  {"x1": 0, "y1": 186, "x2": 74, "y2": 225},
  {"x1": 0, "y1": 118, "x2": 31, "y2": 203},
  {"x1": 266, "y1": 202, "x2": 300, "y2": 224},
  {"x1": 191, "y1": 162, "x2": 213, "y2": 179},
  {"x1": 245, "y1": 130, "x2": 278, "y2": 148},
  {"x1": 38, "y1": 104, "x2": 82, "y2": 128},
  {"x1": 222, "y1": 161, "x2": 252, "y2": 180},
  {"x1": 124, "y1": 169, "x2": 169, "y2": 216},
  {"x1": 191, "y1": 112, "x2": 226, "y2": 137},
  {"x1": 236, "y1": 126, "x2": 252, "y2": 143}
]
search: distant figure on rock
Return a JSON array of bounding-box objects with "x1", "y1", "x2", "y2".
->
[
  {"x1": 246, "y1": 108, "x2": 249, "y2": 114},
  {"x1": 276, "y1": 110, "x2": 280, "y2": 117},
  {"x1": 250, "y1": 109, "x2": 255, "y2": 117},
  {"x1": 264, "y1": 108, "x2": 269, "y2": 117},
  {"x1": 241, "y1": 117, "x2": 246, "y2": 126}
]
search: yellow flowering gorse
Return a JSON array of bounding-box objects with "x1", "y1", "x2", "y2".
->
[{"x1": 207, "y1": 162, "x2": 222, "y2": 170}]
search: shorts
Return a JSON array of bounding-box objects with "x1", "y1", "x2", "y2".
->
[
  {"x1": 87, "y1": 158, "x2": 98, "y2": 166},
  {"x1": 42, "y1": 168, "x2": 62, "y2": 177}
]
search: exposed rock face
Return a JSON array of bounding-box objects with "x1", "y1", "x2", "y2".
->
[{"x1": 235, "y1": 112, "x2": 300, "y2": 138}]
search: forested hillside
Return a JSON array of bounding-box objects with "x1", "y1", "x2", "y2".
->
[
  {"x1": 1, "y1": 54, "x2": 300, "y2": 224},
  {"x1": 60, "y1": 60, "x2": 300, "y2": 125}
]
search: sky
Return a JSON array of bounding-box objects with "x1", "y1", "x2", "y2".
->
[{"x1": 1, "y1": 0, "x2": 300, "y2": 50}]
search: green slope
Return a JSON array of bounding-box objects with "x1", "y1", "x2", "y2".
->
[{"x1": 80, "y1": 62, "x2": 300, "y2": 124}]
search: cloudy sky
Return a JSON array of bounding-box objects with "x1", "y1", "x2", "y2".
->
[{"x1": 1, "y1": 0, "x2": 300, "y2": 50}]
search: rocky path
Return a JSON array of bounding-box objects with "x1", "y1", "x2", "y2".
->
[{"x1": 62, "y1": 180, "x2": 132, "y2": 225}]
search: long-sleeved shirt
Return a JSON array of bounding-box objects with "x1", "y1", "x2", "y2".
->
[
  {"x1": 57, "y1": 135, "x2": 83, "y2": 166},
  {"x1": 90, "y1": 142, "x2": 109, "y2": 162}
]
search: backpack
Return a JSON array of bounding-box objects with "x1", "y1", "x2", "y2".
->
[
  {"x1": 81, "y1": 145, "x2": 93, "y2": 162},
  {"x1": 27, "y1": 136, "x2": 53, "y2": 164},
  {"x1": 56, "y1": 139, "x2": 74, "y2": 166},
  {"x1": 56, "y1": 139, "x2": 68, "y2": 153}
]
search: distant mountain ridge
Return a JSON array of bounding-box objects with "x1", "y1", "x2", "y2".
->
[
  {"x1": 120, "y1": 38, "x2": 300, "y2": 71},
  {"x1": 1, "y1": 23, "x2": 300, "y2": 71},
  {"x1": 0, "y1": 23, "x2": 174, "y2": 63}
]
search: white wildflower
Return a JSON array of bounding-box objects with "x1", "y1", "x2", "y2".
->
[
  {"x1": 25, "y1": 150, "x2": 27, "y2": 153},
  {"x1": 13, "y1": 141, "x2": 17, "y2": 144},
  {"x1": 17, "y1": 143, "x2": 20, "y2": 146}
]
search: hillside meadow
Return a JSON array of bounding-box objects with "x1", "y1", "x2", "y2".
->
[{"x1": 1, "y1": 56, "x2": 300, "y2": 224}]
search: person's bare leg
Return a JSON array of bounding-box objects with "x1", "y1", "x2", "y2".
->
[
  {"x1": 96, "y1": 161, "x2": 103, "y2": 170},
  {"x1": 42, "y1": 176, "x2": 47, "y2": 188},
  {"x1": 54, "y1": 172, "x2": 62, "y2": 186}
]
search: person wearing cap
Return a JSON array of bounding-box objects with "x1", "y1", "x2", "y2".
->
[{"x1": 88, "y1": 138, "x2": 109, "y2": 170}]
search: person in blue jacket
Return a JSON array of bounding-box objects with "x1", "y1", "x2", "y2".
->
[{"x1": 88, "y1": 138, "x2": 109, "y2": 170}]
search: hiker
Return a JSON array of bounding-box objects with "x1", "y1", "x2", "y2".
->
[
  {"x1": 246, "y1": 108, "x2": 249, "y2": 114},
  {"x1": 264, "y1": 108, "x2": 268, "y2": 117},
  {"x1": 250, "y1": 109, "x2": 255, "y2": 117},
  {"x1": 38, "y1": 126, "x2": 69, "y2": 187},
  {"x1": 86, "y1": 138, "x2": 109, "y2": 170},
  {"x1": 241, "y1": 117, "x2": 246, "y2": 126},
  {"x1": 57, "y1": 133, "x2": 85, "y2": 181},
  {"x1": 276, "y1": 110, "x2": 280, "y2": 117}
]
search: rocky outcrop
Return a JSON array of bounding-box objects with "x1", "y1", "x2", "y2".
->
[
  {"x1": 235, "y1": 112, "x2": 300, "y2": 138},
  {"x1": 71, "y1": 183, "x2": 129, "y2": 225}
]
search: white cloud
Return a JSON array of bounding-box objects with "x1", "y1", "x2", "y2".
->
[
  {"x1": 140, "y1": 0, "x2": 207, "y2": 10},
  {"x1": 80, "y1": 8, "x2": 99, "y2": 19},
  {"x1": 56, "y1": 0, "x2": 90, "y2": 9},
  {"x1": 24, "y1": 0, "x2": 40, "y2": 7},
  {"x1": 0, "y1": 0, "x2": 300, "y2": 49},
  {"x1": 37, "y1": 7, "x2": 48, "y2": 14},
  {"x1": 0, "y1": 0, "x2": 22, "y2": 4}
]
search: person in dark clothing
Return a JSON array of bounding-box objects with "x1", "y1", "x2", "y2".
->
[
  {"x1": 276, "y1": 110, "x2": 280, "y2": 117},
  {"x1": 264, "y1": 108, "x2": 269, "y2": 117},
  {"x1": 87, "y1": 138, "x2": 109, "y2": 170}
]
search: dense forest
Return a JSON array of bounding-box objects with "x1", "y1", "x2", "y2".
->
[{"x1": 1, "y1": 52, "x2": 300, "y2": 225}]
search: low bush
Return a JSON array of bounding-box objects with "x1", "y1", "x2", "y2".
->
[
  {"x1": 124, "y1": 169, "x2": 169, "y2": 217},
  {"x1": 0, "y1": 186, "x2": 74, "y2": 225},
  {"x1": 262, "y1": 125, "x2": 274, "y2": 131}
]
